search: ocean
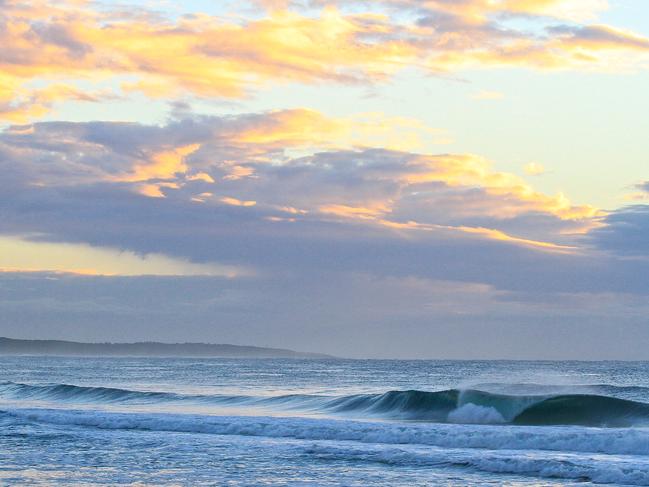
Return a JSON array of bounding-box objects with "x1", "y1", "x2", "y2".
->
[{"x1": 1, "y1": 357, "x2": 649, "y2": 486}]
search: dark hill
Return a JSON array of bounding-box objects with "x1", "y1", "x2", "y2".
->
[{"x1": 0, "y1": 337, "x2": 333, "y2": 359}]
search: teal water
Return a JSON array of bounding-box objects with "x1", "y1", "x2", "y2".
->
[{"x1": 2, "y1": 357, "x2": 649, "y2": 485}]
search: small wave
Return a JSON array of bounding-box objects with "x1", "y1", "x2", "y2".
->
[
  {"x1": 303, "y1": 443, "x2": 649, "y2": 486},
  {"x1": 470, "y1": 382, "x2": 649, "y2": 396},
  {"x1": 0, "y1": 381, "x2": 268, "y2": 408},
  {"x1": 0, "y1": 381, "x2": 205, "y2": 404}
]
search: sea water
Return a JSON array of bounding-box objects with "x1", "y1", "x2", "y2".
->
[{"x1": 1, "y1": 357, "x2": 649, "y2": 486}]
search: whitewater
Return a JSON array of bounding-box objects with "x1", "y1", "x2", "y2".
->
[{"x1": 2, "y1": 357, "x2": 649, "y2": 485}]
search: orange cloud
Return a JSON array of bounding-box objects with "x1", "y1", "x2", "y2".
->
[
  {"x1": 524, "y1": 162, "x2": 546, "y2": 176},
  {"x1": 1, "y1": 107, "x2": 602, "y2": 241},
  {"x1": 471, "y1": 90, "x2": 505, "y2": 100},
  {"x1": 397, "y1": 154, "x2": 600, "y2": 221},
  {"x1": 319, "y1": 203, "x2": 390, "y2": 219},
  {"x1": 136, "y1": 182, "x2": 180, "y2": 199},
  {"x1": 229, "y1": 109, "x2": 449, "y2": 153},
  {"x1": 0, "y1": 76, "x2": 112, "y2": 123},
  {"x1": 116, "y1": 144, "x2": 201, "y2": 183},
  {"x1": 223, "y1": 165, "x2": 256, "y2": 181},
  {"x1": 232, "y1": 109, "x2": 347, "y2": 147},
  {"x1": 187, "y1": 172, "x2": 215, "y2": 183},
  {"x1": 1, "y1": 0, "x2": 647, "y2": 121},
  {"x1": 454, "y1": 225, "x2": 576, "y2": 252},
  {"x1": 359, "y1": 217, "x2": 576, "y2": 253},
  {"x1": 2, "y1": 110, "x2": 600, "y2": 235},
  {"x1": 220, "y1": 196, "x2": 257, "y2": 207}
]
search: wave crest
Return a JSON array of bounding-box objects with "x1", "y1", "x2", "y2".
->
[{"x1": 3, "y1": 381, "x2": 649, "y2": 427}]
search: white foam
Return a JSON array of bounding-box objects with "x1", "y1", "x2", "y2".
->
[
  {"x1": 4, "y1": 407, "x2": 649, "y2": 457},
  {"x1": 447, "y1": 404, "x2": 506, "y2": 424}
]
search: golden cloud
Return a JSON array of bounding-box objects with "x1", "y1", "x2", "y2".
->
[
  {"x1": 220, "y1": 196, "x2": 257, "y2": 207},
  {"x1": 116, "y1": 144, "x2": 202, "y2": 183},
  {"x1": 1, "y1": 0, "x2": 647, "y2": 121}
]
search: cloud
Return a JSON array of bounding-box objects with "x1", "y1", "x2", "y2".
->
[
  {"x1": 548, "y1": 24, "x2": 649, "y2": 50},
  {"x1": 0, "y1": 109, "x2": 449, "y2": 192},
  {"x1": 113, "y1": 144, "x2": 201, "y2": 183},
  {"x1": 2, "y1": 268, "x2": 649, "y2": 359},
  {"x1": 220, "y1": 196, "x2": 257, "y2": 207},
  {"x1": 303, "y1": 0, "x2": 610, "y2": 22},
  {"x1": 1, "y1": 0, "x2": 648, "y2": 121},
  {"x1": 524, "y1": 162, "x2": 546, "y2": 175},
  {"x1": 0, "y1": 235, "x2": 245, "y2": 277},
  {"x1": 622, "y1": 181, "x2": 649, "y2": 202},
  {"x1": 1, "y1": 109, "x2": 636, "y2": 305},
  {"x1": 0, "y1": 81, "x2": 116, "y2": 123},
  {"x1": 405, "y1": 0, "x2": 610, "y2": 22},
  {"x1": 471, "y1": 90, "x2": 504, "y2": 100},
  {"x1": 0, "y1": 112, "x2": 599, "y2": 240},
  {"x1": 2, "y1": 109, "x2": 649, "y2": 357},
  {"x1": 588, "y1": 205, "x2": 649, "y2": 259},
  {"x1": 0, "y1": 0, "x2": 647, "y2": 359}
]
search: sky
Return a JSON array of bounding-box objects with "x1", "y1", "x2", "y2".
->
[{"x1": 1, "y1": 0, "x2": 648, "y2": 359}]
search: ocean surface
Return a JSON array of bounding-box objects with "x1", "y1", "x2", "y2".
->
[{"x1": 2, "y1": 358, "x2": 649, "y2": 486}]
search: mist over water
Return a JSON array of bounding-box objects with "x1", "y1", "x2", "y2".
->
[{"x1": 2, "y1": 357, "x2": 649, "y2": 485}]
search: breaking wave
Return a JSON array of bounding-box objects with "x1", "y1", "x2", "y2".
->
[
  {"x1": 3, "y1": 381, "x2": 649, "y2": 427},
  {"x1": 3, "y1": 408, "x2": 649, "y2": 457}
]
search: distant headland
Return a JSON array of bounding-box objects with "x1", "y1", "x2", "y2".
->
[{"x1": 0, "y1": 337, "x2": 333, "y2": 359}]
